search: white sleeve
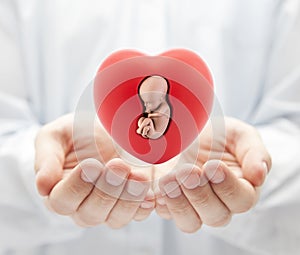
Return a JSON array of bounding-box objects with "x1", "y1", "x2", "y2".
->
[
  {"x1": 252, "y1": 0, "x2": 300, "y2": 207},
  {"x1": 206, "y1": 2, "x2": 300, "y2": 254},
  {"x1": 0, "y1": 2, "x2": 81, "y2": 251}
]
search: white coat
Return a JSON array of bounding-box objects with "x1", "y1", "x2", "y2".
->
[{"x1": 0, "y1": 0, "x2": 300, "y2": 254}]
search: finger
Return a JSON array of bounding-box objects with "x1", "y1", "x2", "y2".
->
[
  {"x1": 152, "y1": 158, "x2": 179, "y2": 220},
  {"x1": 154, "y1": 189, "x2": 172, "y2": 220},
  {"x1": 106, "y1": 172, "x2": 150, "y2": 229},
  {"x1": 176, "y1": 164, "x2": 231, "y2": 227},
  {"x1": 225, "y1": 118, "x2": 272, "y2": 186},
  {"x1": 34, "y1": 117, "x2": 73, "y2": 196},
  {"x1": 47, "y1": 159, "x2": 103, "y2": 215},
  {"x1": 241, "y1": 145, "x2": 271, "y2": 187},
  {"x1": 35, "y1": 132, "x2": 65, "y2": 196},
  {"x1": 159, "y1": 173, "x2": 202, "y2": 233},
  {"x1": 74, "y1": 158, "x2": 130, "y2": 226},
  {"x1": 204, "y1": 160, "x2": 258, "y2": 213},
  {"x1": 134, "y1": 190, "x2": 155, "y2": 221}
]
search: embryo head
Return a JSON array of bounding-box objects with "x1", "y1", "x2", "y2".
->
[{"x1": 139, "y1": 76, "x2": 168, "y2": 112}]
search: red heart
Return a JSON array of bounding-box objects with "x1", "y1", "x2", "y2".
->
[{"x1": 94, "y1": 49, "x2": 214, "y2": 164}]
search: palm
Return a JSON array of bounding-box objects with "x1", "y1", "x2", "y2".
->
[
  {"x1": 182, "y1": 119, "x2": 257, "y2": 179},
  {"x1": 154, "y1": 118, "x2": 255, "y2": 181},
  {"x1": 62, "y1": 119, "x2": 118, "y2": 177}
]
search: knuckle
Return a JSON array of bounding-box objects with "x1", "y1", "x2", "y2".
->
[
  {"x1": 49, "y1": 199, "x2": 75, "y2": 215},
  {"x1": 219, "y1": 183, "x2": 237, "y2": 199},
  {"x1": 118, "y1": 200, "x2": 138, "y2": 211},
  {"x1": 115, "y1": 195, "x2": 139, "y2": 210},
  {"x1": 93, "y1": 188, "x2": 117, "y2": 206},
  {"x1": 206, "y1": 212, "x2": 232, "y2": 227},
  {"x1": 105, "y1": 203, "x2": 138, "y2": 228},
  {"x1": 67, "y1": 182, "x2": 87, "y2": 196},
  {"x1": 169, "y1": 202, "x2": 190, "y2": 215},
  {"x1": 190, "y1": 192, "x2": 211, "y2": 208}
]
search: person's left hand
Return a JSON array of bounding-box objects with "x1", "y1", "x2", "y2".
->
[{"x1": 154, "y1": 117, "x2": 271, "y2": 233}]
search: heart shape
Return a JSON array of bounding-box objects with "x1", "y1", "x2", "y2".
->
[{"x1": 94, "y1": 49, "x2": 214, "y2": 164}]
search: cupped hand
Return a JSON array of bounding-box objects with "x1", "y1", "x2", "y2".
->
[
  {"x1": 34, "y1": 114, "x2": 155, "y2": 228},
  {"x1": 154, "y1": 117, "x2": 272, "y2": 233}
]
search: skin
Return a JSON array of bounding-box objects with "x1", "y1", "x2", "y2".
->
[
  {"x1": 35, "y1": 114, "x2": 154, "y2": 228},
  {"x1": 35, "y1": 115, "x2": 271, "y2": 231},
  {"x1": 136, "y1": 76, "x2": 171, "y2": 139},
  {"x1": 154, "y1": 117, "x2": 271, "y2": 232}
]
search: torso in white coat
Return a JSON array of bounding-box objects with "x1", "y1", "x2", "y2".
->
[{"x1": 1, "y1": 0, "x2": 300, "y2": 255}]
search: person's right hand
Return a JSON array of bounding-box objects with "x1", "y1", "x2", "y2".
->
[{"x1": 34, "y1": 114, "x2": 155, "y2": 228}]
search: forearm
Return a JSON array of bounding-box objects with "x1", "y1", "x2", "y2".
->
[
  {"x1": 0, "y1": 124, "x2": 84, "y2": 250},
  {"x1": 0, "y1": 93, "x2": 83, "y2": 249}
]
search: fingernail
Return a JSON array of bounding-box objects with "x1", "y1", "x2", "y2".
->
[
  {"x1": 140, "y1": 200, "x2": 155, "y2": 209},
  {"x1": 127, "y1": 180, "x2": 146, "y2": 196},
  {"x1": 262, "y1": 161, "x2": 269, "y2": 174},
  {"x1": 156, "y1": 197, "x2": 166, "y2": 206},
  {"x1": 81, "y1": 167, "x2": 101, "y2": 183},
  {"x1": 205, "y1": 162, "x2": 225, "y2": 184},
  {"x1": 105, "y1": 169, "x2": 127, "y2": 186},
  {"x1": 163, "y1": 181, "x2": 182, "y2": 198},
  {"x1": 211, "y1": 169, "x2": 225, "y2": 184},
  {"x1": 179, "y1": 173, "x2": 200, "y2": 189}
]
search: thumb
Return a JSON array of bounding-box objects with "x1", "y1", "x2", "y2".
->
[
  {"x1": 226, "y1": 118, "x2": 272, "y2": 186},
  {"x1": 34, "y1": 118, "x2": 72, "y2": 196}
]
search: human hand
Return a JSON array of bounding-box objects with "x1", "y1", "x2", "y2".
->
[
  {"x1": 137, "y1": 117, "x2": 152, "y2": 138},
  {"x1": 154, "y1": 117, "x2": 271, "y2": 233},
  {"x1": 141, "y1": 126, "x2": 151, "y2": 138},
  {"x1": 34, "y1": 114, "x2": 155, "y2": 228}
]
